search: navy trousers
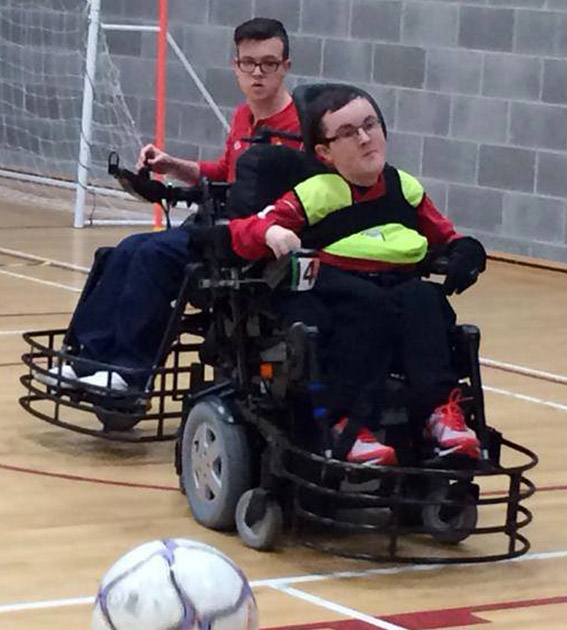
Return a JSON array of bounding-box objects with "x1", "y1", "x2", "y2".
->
[{"x1": 71, "y1": 228, "x2": 199, "y2": 382}]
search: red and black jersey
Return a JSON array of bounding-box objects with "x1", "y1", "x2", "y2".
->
[
  {"x1": 199, "y1": 100, "x2": 301, "y2": 183},
  {"x1": 229, "y1": 171, "x2": 461, "y2": 272}
]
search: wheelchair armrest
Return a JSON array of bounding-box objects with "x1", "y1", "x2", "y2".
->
[
  {"x1": 452, "y1": 324, "x2": 480, "y2": 350},
  {"x1": 108, "y1": 152, "x2": 205, "y2": 207},
  {"x1": 451, "y1": 324, "x2": 481, "y2": 381},
  {"x1": 94, "y1": 246, "x2": 114, "y2": 259},
  {"x1": 418, "y1": 250, "x2": 450, "y2": 277}
]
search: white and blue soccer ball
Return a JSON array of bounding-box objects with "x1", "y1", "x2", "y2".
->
[{"x1": 91, "y1": 539, "x2": 258, "y2": 630}]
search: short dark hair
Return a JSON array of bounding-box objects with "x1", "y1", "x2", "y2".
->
[
  {"x1": 234, "y1": 17, "x2": 289, "y2": 60},
  {"x1": 307, "y1": 85, "x2": 387, "y2": 149}
]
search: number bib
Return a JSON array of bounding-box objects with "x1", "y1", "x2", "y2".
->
[{"x1": 290, "y1": 252, "x2": 320, "y2": 291}]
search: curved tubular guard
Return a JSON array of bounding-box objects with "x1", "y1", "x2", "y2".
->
[
  {"x1": 235, "y1": 404, "x2": 538, "y2": 565},
  {"x1": 20, "y1": 329, "x2": 201, "y2": 442}
]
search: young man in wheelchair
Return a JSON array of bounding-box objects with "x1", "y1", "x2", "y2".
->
[
  {"x1": 223, "y1": 84, "x2": 487, "y2": 467},
  {"x1": 36, "y1": 17, "x2": 301, "y2": 391}
]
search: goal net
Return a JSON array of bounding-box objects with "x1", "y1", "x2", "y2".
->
[{"x1": 0, "y1": 0, "x2": 150, "y2": 225}]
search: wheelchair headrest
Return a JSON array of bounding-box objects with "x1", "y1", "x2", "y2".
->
[
  {"x1": 292, "y1": 83, "x2": 387, "y2": 156},
  {"x1": 226, "y1": 144, "x2": 328, "y2": 219}
]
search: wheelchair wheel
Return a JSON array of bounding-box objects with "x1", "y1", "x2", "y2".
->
[
  {"x1": 235, "y1": 488, "x2": 284, "y2": 551},
  {"x1": 181, "y1": 399, "x2": 253, "y2": 530},
  {"x1": 422, "y1": 479, "x2": 478, "y2": 544}
]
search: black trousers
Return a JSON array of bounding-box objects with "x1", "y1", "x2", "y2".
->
[{"x1": 277, "y1": 264, "x2": 457, "y2": 429}]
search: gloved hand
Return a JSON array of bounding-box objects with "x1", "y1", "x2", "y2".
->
[{"x1": 443, "y1": 237, "x2": 487, "y2": 296}]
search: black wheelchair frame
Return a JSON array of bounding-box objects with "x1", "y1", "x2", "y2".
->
[
  {"x1": 19, "y1": 170, "x2": 538, "y2": 562},
  {"x1": 170, "y1": 257, "x2": 538, "y2": 564}
]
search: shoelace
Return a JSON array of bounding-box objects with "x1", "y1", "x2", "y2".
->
[
  {"x1": 434, "y1": 388, "x2": 472, "y2": 431},
  {"x1": 357, "y1": 428, "x2": 380, "y2": 443}
]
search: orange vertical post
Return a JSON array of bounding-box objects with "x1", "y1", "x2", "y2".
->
[{"x1": 153, "y1": 0, "x2": 168, "y2": 229}]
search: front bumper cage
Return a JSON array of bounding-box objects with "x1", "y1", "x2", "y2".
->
[
  {"x1": 20, "y1": 329, "x2": 201, "y2": 442},
  {"x1": 275, "y1": 435, "x2": 538, "y2": 564}
]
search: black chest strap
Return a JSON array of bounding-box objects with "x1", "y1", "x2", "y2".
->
[{"x1": 301, "y1": 164, "x2": 419, "y2": 251}]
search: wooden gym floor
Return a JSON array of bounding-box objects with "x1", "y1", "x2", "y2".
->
[{"x1": 0, "y1": 193, "x2": 565, "y2": 629}]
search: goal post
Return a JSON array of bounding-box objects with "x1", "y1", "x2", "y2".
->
[
  {"x1": 74, "y1": 0, "x2": 168, "y2": 228},
  {"x1": 154, "y1": 0, "x2": 168, "y2": 229},
  {"x1": 73, "y1": 0, "x2": 101, "y2": 228}
]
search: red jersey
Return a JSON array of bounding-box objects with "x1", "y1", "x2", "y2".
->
[
  {"x1": 229, "y1": 172, "x2": 461, "y2": 272},
  {"x1": 199, "y1": 100, "x2": 301, "y2": 183}
]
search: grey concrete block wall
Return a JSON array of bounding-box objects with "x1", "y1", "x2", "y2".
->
[{"x1": 2, "y1": 0, "x2": 567, "y2": 261}]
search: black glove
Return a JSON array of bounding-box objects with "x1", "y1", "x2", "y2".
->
[{"x1": 443, "y1": 237, "x2": 486, "y2": 296}]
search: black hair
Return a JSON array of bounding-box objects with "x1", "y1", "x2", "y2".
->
[
  {"x1": 306, "y1": 85, "x2": 387, "y2": 149},
  {"x1": 234, "y1": 17, "x2": 289, "y2": 60}
]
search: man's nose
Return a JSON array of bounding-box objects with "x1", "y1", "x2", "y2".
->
[
  {"x1": 252, "y1": 64, "x2": 264, "y2": 76},
  {"x1": 357, "y1": 127, "x2": 370, "y2": 142}
]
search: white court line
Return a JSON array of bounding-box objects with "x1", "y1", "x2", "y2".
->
[
  {"x1": 2, "y1": 247, "x2": 566, "y2": 384},
  {"x1": 3, "y1": 257, "x2": 567, "y2": 391},
  {"x1": 0, "y1": 596, "x2": 95, "y2": 615},
  {"x1": 485, "y1": 385, "x2": 567, "y2": 413},
  {"x1": 2, "y1": 263, "x2": 567, "y2": 389},
  {"x1": 481, "y1": 357, "x2": 567, "y2": 386},
  {"x1": 0, "y1": 268, "x2": 82, "y2": 293},
  {"x1": 1, "y1": 550, "x2": 566, "y2": 616},
  {"x1": 0, "y1": 247, "x2": 90, "y2": 274},
  {"x1": 2, "y1": 327, "x2": 564, "y2": 407},
  {"x1": 273, "y1": 585, "x2": 408, "y2": 630}
]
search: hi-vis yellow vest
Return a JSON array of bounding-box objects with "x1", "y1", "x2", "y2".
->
[{"x1": 295, "y1": 164, "x2": 428, "y2": 265}]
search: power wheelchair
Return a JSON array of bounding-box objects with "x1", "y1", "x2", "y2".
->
[{"x1": 20, "y1": 83, "x2": 537, "y2": 563}]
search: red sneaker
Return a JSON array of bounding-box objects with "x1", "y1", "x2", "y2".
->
[
  {"x1": 333, "y1": 419, "x2": 397, "y2": 466},
  {"x1": 426, "y1": 389, "x2": 480, "y2": 460}
]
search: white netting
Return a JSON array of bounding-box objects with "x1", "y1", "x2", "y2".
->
[{"x1": 0, "y1": 0, "x2": 150, "y2": 224}]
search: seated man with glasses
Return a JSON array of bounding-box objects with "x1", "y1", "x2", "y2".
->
[
  {"x1": 39, "y1": 17, "x2": 301, "y2": 391},
  {"x1": 227, "y1": 85, "x2": 487, "y2": 467},
  {"x1": 137, "y1": 17, "x2": 299, "y2": 185}
]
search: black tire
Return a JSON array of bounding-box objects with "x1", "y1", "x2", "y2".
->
[
  {"x1": 422, "y1": 479, "x2": 478, "y2": 544},
  {"x1": 235, "y1": 489, "x2": 284, "y2": 551},
  {"x1": 181, "y1": 398, "x2": 253, "y2": 530}
]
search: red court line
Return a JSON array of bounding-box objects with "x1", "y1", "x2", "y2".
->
[
  {"x1": 488, "y1": 253, "x2": 567, "y2": 275},
  {"x1": 0, "y1": 463, "x2": 178, "y2": 492},
  {"x1": 0, "y1": 461, "x2": 565, "y2": 494},
  {"x1": 268, "y1": 595, "x2": 567, "y2": 630},
  {"x1": 382, "y1": 595, "x2": 567, "y2": 629}
]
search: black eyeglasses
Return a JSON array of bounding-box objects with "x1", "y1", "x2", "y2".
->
[
  {"x1": 323, "y1": 117, "x2": 382, "y2": 143},
  {"x1": 235, "y1": 58, "x2": 284, "y2": 74}
]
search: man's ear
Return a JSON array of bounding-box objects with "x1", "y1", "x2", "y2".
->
[
  {"x1": 314, "y1": 143, "x2": 333, "y2": 166},
  {"x1": 282, "y1": 59, "x2": 292, "y2": 73}
]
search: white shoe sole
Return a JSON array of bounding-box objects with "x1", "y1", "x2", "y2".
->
[{"x1": 34, "y1": 366, "x2": 78, "y2": 389}]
